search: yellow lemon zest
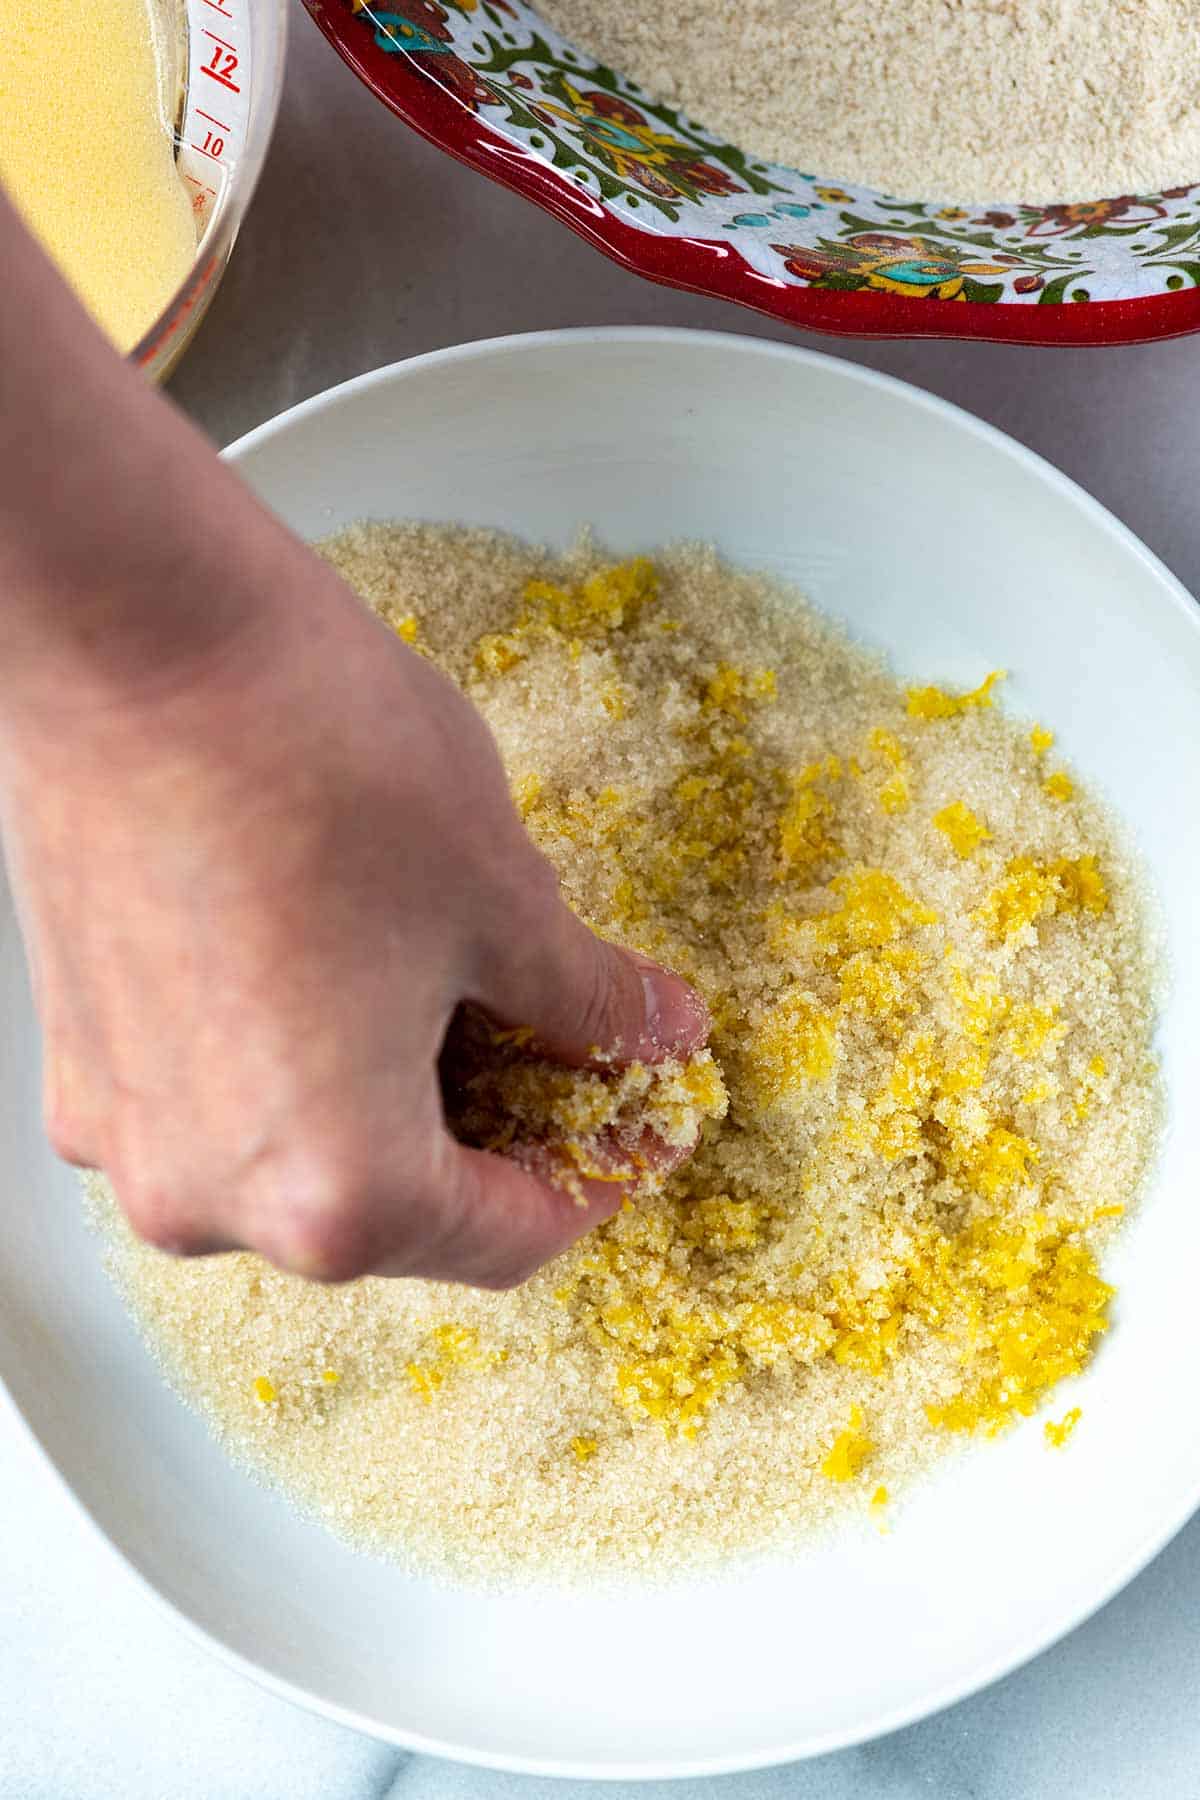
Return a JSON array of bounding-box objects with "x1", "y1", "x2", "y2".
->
[
  {"x1": 821, "y1": 1405, "x2": 874, "y2": 1481},
  {"x1": 1044, "y1": 1407, "x2": 1081, "y2": 1449},
  {"x1": 933, "y1": 800, "x2": 991, "y2": 859},
  {"x1": 907, "y1": 670, "x2": 1004, "y2": 720}
]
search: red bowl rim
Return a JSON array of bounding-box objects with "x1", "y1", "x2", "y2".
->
[{"x1": 302, "y1": 0, "x2": 1200, "y2": 347}]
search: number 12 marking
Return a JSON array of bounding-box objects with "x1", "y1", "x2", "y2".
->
[{"x1": 201, "y1": 41, "x2": 241, "y2": 94}]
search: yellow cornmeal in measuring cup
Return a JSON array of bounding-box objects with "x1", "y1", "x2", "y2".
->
[{"x1": 0, "y1": 0, "x2": 196, "y2": 353}]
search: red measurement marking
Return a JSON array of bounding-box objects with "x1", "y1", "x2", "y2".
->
[
  {"x1": 183, "y1": 173, "x2": 218, "y2": 197},
  {"x1": 200, "y1": 61, "x2": 240, "y2": 94},
  {"x1": 191, "y1": 138, "x2": 224, "y2": 162},
  {"x1": 202, "y1": 0, "x2": 234, "y2": 14},
  {"x1": 196, "y1": 107, "x2": 231, "y2": 132},
  {"x1": 201, "y1": 35, "x2": 240, "y2": 92}
]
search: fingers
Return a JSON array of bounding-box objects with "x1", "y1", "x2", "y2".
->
[
  {"x1": 475, "y1": 884, "x2": 710, "y2": 1070},
  {"x1": 102, "y1": 1113, "x2": 620, "y2": 1288},
  {"x1": 106, "y1": 1106, "x2": 693, "y2": 1289},
  {"x1": 87, "y1": 867, "x2": 713, "y2": 1290},
  {"x1": 370, "y1": 1109, "x2": 703, "y2": 1289},
  {"x1": 370, "y1": 1137, "x2": 622, "y2": 1288}
]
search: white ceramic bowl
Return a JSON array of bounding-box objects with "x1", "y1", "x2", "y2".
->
[{"x1": 3, "y1": 329, "x2": 1199, "y2": 1779}]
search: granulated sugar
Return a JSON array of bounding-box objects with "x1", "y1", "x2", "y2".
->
[
  {"x1": 535, "y1": 0, "x2": 1200, "y2": 204},
  {"x1": 89, "y1": 528, "x2": 1161, "y2": 1582}
]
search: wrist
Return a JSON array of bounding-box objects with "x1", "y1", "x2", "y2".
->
[
  {"x1": 0, "y1": 472, "x2": 302, "y2": 752},
  {"x1": 0, "y1": 202, "x2": 294, "y2": 743}
]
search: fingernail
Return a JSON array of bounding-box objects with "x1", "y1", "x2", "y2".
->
[{"x1": 628, "y1": 953, "x2": 711, "y2": 1059}]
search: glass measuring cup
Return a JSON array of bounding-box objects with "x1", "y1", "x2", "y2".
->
[{"x1": 135, "y1": 0, "x2": 288, "y2": 381}]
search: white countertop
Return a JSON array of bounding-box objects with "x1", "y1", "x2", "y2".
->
[{"x1": 5, "y1": 13, "x2": 1200, "y2": 1797}]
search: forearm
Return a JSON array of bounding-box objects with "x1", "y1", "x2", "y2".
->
[{"x1": 0, "y1": 189, "x2": 294, "y2": 730}]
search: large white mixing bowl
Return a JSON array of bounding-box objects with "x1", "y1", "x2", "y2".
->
[{"x1": 2, "y1": 330, "x2": 1198, "y2": 1779}]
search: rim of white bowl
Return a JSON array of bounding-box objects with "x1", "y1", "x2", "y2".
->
[{"x1": 6, "y1": 326, "x2": 1200, "y2": 1781}]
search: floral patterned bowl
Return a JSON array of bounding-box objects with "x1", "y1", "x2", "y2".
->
[{"x1": 302, "y1": 0, "x2": 1200, "y2": 345}]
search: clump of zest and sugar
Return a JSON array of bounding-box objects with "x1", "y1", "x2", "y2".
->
[
  {"x1": 441, "y1": 1003, "x2": 728, "y2": 1203},
  {"x1": 821, "y1": 1405, "x2": 874, "y2": 1481},
  {"x1": 472, "y1": 557, "x2": 659, "y2": 678},
  {"x1": 776, "y1": 756, "x2": 842, "y2": 879},
  {"x1": 89, "y1": 527, "x2": 1161, "y2": 1584},
  {"x1": 933, "y1": 800, "x2": 990, "y2": 860},
  {"x1": 975, "y1": 855, "x2": 1108, "y2": 942},
  {"x1": 746, "y1": 987, "x2": 839, "y2": 1107},
  {"x1": 407, "y1": 1323, "x2": 507, "y2": 1402},
  {"x1": 906, "y1": 669, "x2": 1004, "y2": 720}
]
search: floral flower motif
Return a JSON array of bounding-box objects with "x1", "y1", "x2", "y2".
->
[
  {"x1": 772, "y1": 231, "x2": 1010, "y2": 300},
  {"x1": 532, "y1": 74, "x2": 742, "y2": 201},
  {"x1": 1026, "y1": 195, "x2": 1168, "y2": 238},
  {"x1": 978, "y1": 210, "x2": 1017, "y2": 230},
  {"x1": 937, "y1": 207, "x2": 969, "y2": 221},
  {"x1": 814, "y1": 186, "x2": 853, "y2": 204},
  {"x1": 359, "y1": 2, "x2": 495, "y2": 109}
]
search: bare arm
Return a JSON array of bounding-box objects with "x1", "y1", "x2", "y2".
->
[{"x1": 0, "y1": 193, "x2": 707, "y2": 1286}]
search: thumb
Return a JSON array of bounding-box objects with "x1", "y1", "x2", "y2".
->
[{"x1": 476, "y1": 896, "x2": 709, "y2": 1069}]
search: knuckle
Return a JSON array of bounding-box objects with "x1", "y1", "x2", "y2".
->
[
  {"x1": 116, "y1": 1171, "x2": 193, "y2": 1254},
  {"x1": 569, "y1": 941, "x2": 637, "y2": 1057},
  {"x1": 42, "y1": 1054, "x2": 102, "y2": 1169},
  {"x1": 263, "y1": 1162, "x2": 375, "y2": 1283},
  {"x1": 43, "y1": 1104, "x2": 93, "y2": 1168}
]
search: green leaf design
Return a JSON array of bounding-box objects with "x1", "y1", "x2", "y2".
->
[
  {"x1": 1076, "y1": 221, "x2": 1159, "y2": 240},
  {"x1": 958, "y1": 278, "x2": 1006, "y2": 304},
  {"x1": 814, "y1": 271, "x2": 869, "y2": 292},
  {"x1": 472, "y1": 28, "x2": 560, "y2": 76},
  {"x1": 1147, "y1": 219, "x2": 1200, "y2": 254},
  {"x1": 1143, "y1": 259, "x2": 1200, "y2": 286},
  {"x1": 1036, "y1": 272, "x2": 1084, "y2": 305}
]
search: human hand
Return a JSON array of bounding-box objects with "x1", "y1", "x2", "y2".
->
[
  {"x1": 0, "y1": 515, "x2": 708, "y2": 1288},
  {"x1": 0, "y1": 193, "x2": 708, "y2": 1288}
]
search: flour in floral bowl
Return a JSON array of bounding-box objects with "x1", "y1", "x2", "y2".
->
[{"x1": 536, "y1": 0, "x2": 1200, "y2": 206}]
